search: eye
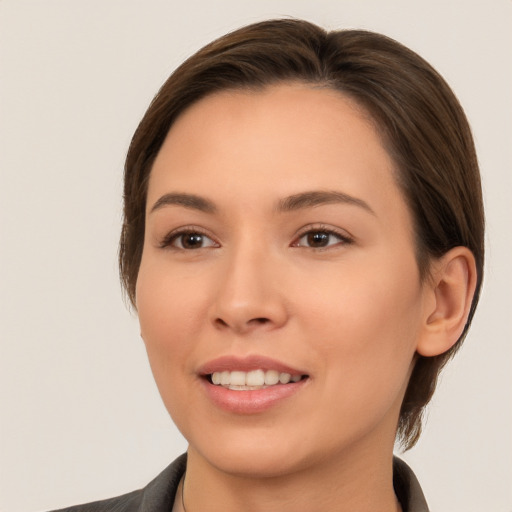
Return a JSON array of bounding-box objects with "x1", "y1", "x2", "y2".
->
[
  {"x1": 161, "y1": 230, "x2": 218, "y2": 250},
  {"x1": 294, "y1": 229, "x2": 352, "y2": 249}
]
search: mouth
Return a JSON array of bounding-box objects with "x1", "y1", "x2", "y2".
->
[
  {"x1": 198, "y1": 355, "x2": 310, "y2": 413},
  {"x1": 207, "y1": 369, "x2": 308, "y2": 390}
]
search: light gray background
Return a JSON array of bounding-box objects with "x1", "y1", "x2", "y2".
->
[{"x1": 1, "y1": 1, "x2": 511, "y2": 511}]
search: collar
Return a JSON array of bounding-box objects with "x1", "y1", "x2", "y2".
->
[
  {"x1": 138, "y1": 454, "x2": 429, "y2": 512},
  {"x1": 393, "y1": 456, "x2": 430, "y2": 512}
]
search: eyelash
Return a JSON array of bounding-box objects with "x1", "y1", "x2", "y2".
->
[
  {"x1": 159, "y1": 225, "x2": 353, "y2": 251},
  {"x1": 292, "y1": 225, "x2": 354, "y2": 249},
  {"x1": 159, "y1": 226, "x2": 218, "y2": 250}
]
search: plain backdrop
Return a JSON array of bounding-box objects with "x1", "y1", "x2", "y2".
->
[{"x1": 1, "y1": 1, "x2": 511, "y2": 511}]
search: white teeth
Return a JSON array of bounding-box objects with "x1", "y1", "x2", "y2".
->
[
  {"x1": 210, "y1": 369, "x2": 303, "y2": 388},
  {"x1": 279, "y1": 373, "x2": 291, "y2": 384},
  {"x1": 264, "y1": 370, "x2": 279, "y2": 385},
  {"x1": 246, "y1": 369, "x2": 265, "y2": 386},
  {"x1": 230, "y1": 371, "x2": 246, "y2": 386}
]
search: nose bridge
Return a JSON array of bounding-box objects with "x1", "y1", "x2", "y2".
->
[{"x1": 211, "y1": 233, "x2": 287, "y2": 332}]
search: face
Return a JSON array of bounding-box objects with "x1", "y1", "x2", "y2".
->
[{"x1": 136, "y1": 84, "x2": 431, "y2": 478}]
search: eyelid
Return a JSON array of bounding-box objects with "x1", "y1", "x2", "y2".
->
[
  {"x1": 157, "y1": 223, "x2": 353, "y2": 250},
  {"x1": 291, "y1": 224, "x2": 354, "y2": 248},
  {"x1": 158, "y1": 225, "x2": 220, "y2": 249}
]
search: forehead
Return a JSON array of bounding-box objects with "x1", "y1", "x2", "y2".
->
[
  {"x1": 161, "y1": 84, "x2": 380, "y2": 160},
  {"x1": 148, "y1": 84, "x2": 410, "y2": 228}
]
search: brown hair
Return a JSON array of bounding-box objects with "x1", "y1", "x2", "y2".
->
[{"x1": 119, "y1": 18, "x2": 484, "y2": 449}]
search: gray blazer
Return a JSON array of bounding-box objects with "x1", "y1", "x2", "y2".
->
[{"x1": 49, "y1": 454, "x2": 429, "y2": 512}]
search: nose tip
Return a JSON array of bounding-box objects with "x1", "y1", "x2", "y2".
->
[
  {"x1": 214, "y1": 315, "x2": 274, "y2": 334},
  {"x1": 209, "y1": 252, "x2": 288, "y2": 334}
]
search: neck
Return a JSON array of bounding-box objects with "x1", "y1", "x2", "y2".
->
[{"x1": 180, "y1": 444, "x2": 401, "y2": 512}]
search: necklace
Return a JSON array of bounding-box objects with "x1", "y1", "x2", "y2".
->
[{"x1": 181, "y1": 471, "x2": 187, "y2": 512}]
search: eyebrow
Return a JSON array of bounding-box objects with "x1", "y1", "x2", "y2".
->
[
  {"x1": 150, "y1": 193, "x2": 217, "y2": 214},
  {"x1": 276, "y1": 190, "x2": 375, "y2": 215},
  {"x1": 149, "y1": 190, "x2": 375, "y2": 216}
]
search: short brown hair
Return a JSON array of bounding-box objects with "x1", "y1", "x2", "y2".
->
[{"x1": 119, "y1": 18, "x2": 484, "y2": 449}]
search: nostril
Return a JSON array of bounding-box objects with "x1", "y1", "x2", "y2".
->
[
  {"x1": 253, "y1": 317, "x2": 270, "y2": 324},
  {"x1": 214, "y1": 316, "x2": 270, "y2": 330}
]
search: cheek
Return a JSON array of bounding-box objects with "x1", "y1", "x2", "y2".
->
[
  {"x1": 136, "y1": 261, "x2": 206, "y2": 385},
  {"x1": 301, "y1": 256, "x2": 423, "y2": 414},
  {"x1": 137, "y1": 254, "x2": 207, "y2": 328},
  {"x1": 302, "y1": 250, "x2": 422, "y2": 344},
  {"x1": 135, "y1": 264, "x2": 212, "y2": 439}
]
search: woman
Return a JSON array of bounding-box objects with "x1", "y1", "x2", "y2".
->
[{"x1": 52, "y1": 18, "x2": 483, "y2": 512}]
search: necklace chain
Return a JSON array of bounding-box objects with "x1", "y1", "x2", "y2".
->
[{"x1": 181, "y1": 472, "x2": 187, "y2": 512}]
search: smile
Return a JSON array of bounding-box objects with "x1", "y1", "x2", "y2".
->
[
  {"x1": 199, "y1": 355, "x2": 310, "y2": 413},
  {"x1": 210, "y1": 369, "x2": 304, "y2": 390}
]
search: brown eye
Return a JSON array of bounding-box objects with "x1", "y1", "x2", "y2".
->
[
  {"x1": 306, "y1": 232, "x2": 330, "y2": 247},
  {"x1": 295, "y1": 230, "x2": 350, "y2": 248},
  {"x1": 181, "y1": 233, "x2": 205, "y2": 249},
  {"x1": 165, "y1": 231, "x2": 217, "y2": 250}
]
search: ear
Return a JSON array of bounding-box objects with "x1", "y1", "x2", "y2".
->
[{"x1": 416, "y1": 247, "x2": 478, "y2": 357}]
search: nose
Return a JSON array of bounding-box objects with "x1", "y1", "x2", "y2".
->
[{"x1": 209, "y1": 243, "x2": 289, "y2": 335}]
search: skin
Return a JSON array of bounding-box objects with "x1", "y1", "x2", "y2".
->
[{"x1": 136, "y1": 84, "x2": 473, "y2": 512}]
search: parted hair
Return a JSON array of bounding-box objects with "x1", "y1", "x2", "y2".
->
[{"x1": 119, "y1": 18, "x2": 484, "y2": 449}]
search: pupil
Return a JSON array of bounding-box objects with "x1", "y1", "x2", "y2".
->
[
  {"x1": 308, "y1": 232, "x2": 329, "y2": 247},
  {"x1": 183, "y1": 233, "x2": 203, "y2": 248}
]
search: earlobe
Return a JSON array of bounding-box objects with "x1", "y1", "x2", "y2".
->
[{"x1": 416, "y1": 247, "x2": 477, "y2": 357}]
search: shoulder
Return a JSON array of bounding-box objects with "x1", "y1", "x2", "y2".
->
[
  {"x1": 48, "y1": 489, "x2": 142, "y2": 512},
  {"x1": 393, "y1": 456, "x2": 430, "y2": 512},
  {"x1": 47, "y1": 454, "x2": 187, "y2": 512}
]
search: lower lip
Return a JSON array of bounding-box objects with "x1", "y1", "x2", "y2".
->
[{"x1": 201, "y1": 378, "x2": 308, "y2": 414}]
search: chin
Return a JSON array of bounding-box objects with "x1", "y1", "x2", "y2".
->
[
  {"x1": 184, "y1": 419, "x2": 335, "y2": 480},
  {"x1": 202, "y1": 443, "x2": 313, "y2": 479}
]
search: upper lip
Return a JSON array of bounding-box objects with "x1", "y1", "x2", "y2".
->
[{"x1": 198, "y1": 355, "x2": 307, "y2": 376}]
